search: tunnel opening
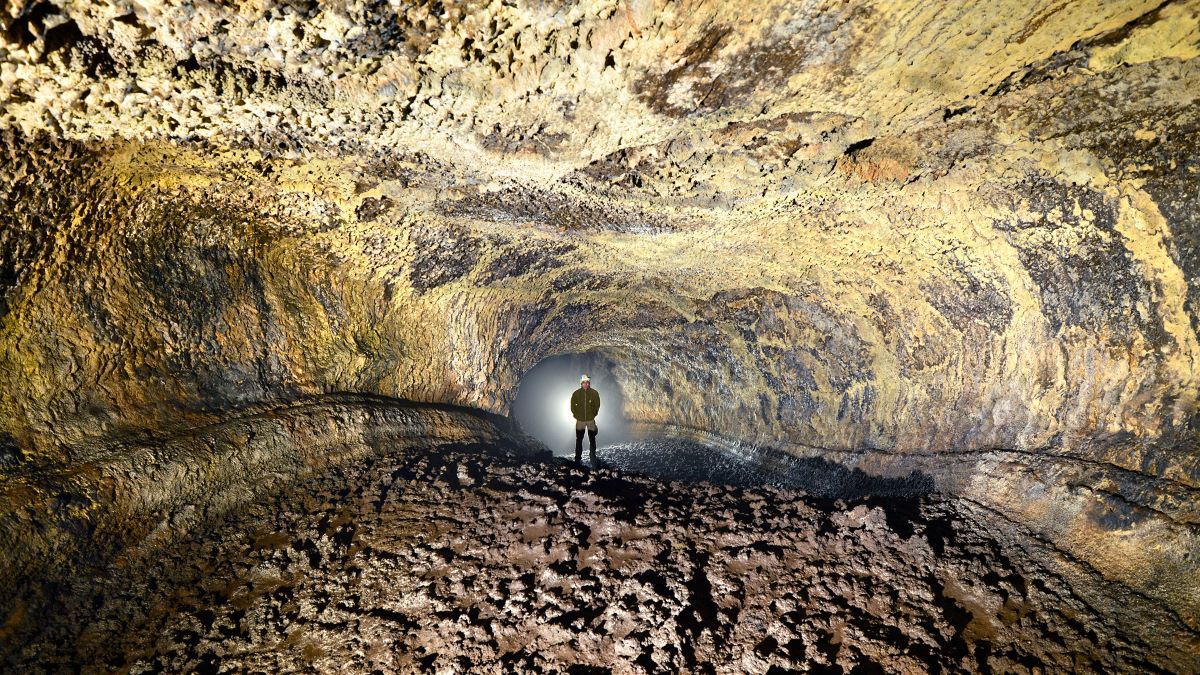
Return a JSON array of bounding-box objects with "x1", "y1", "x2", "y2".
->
[
  {"x1": 512, "y1": 352, "x2": 936, "y2": 498},
  {"x1": 511, "y1": 351, "x2": 634, "y2": 454}
]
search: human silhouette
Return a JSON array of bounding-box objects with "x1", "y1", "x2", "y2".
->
[{"x1": 570, "y1": 374, "x2": 600, "y2": 464}]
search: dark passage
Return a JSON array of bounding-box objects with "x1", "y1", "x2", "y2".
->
[{"x1": 512, "y1": 352, "x2": 632, "y2": 451}]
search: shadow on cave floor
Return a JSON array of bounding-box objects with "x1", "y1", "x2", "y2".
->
[
  {"x1": 9, "y1": 436, "x2": 1181, "y2": 674},
  {"x1": 4, "y1": 402, "x2": 1193, "y2": 673},
  {"x1": 585, "y1": 437, "x2": 935, "y2": 501}
]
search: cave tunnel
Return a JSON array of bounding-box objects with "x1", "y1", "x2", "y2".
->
[
  {"x1": 2, "y1": 0, "x2": 1200, "y2": 671},
  {"x1": 512, "y1": 351, "x2": 634, "y2": 454}
]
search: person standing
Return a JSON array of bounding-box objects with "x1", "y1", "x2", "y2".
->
[{"x1": 571, "y1": 374, "x2": 601, "y2": 464}]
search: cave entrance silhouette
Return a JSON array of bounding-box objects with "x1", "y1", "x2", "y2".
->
[{"x1": 512, "y1": 352, "x2": 633, "y2": 456}]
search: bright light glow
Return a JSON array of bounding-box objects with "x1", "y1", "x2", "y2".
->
[{"x1": 512, "y1": 353, "x2": 631, "y2": 456}]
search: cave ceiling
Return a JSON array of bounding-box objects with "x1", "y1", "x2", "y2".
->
[{"x1": 4, "y1": 0, "x2": 1198, "y2": 449}]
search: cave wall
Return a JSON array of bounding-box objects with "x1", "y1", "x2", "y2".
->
[{"x1": 1, "y1": 0, "x2": 1198, "y2": 630}]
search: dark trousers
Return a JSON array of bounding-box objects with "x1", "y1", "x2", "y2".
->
[{"x1": 575, "y1": 427, "x2": 597, "y2": 463}]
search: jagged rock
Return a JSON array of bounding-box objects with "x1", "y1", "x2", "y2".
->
[
  {"x1": 0, "y1": 0, "x2": 1198, "y2": 669},
  {"x1": 7, "y1": 423, "x2": 1192, "y2": 672}
]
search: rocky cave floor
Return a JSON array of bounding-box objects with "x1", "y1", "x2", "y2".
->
[{"x1": 7, "y1": 441, "x2": 1176, "y2": 674}]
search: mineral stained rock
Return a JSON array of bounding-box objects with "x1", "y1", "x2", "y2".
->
[{"x1": 1, "y1": 0, "x2": 1198, "y2": 667}]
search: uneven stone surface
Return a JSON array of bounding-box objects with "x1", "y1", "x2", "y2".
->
[
  {"x1": 0, "y1": 396, "x2": 537, "y2": 652},
  {"x1": 1, "y1": 0, "x2": 1199, "y2": 664},
  {"x1": 7, "y1": 434, "x2": 1195, "y2": 673}
]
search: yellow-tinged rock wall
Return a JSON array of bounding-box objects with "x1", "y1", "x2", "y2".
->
[{"x1": 1, "y1": 0, "x2": 1198, "y2": 634}]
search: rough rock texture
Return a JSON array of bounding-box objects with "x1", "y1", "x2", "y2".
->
[
  {"x1": 1, "y1": 0, "x2": 1199, "y2": 663},
  {"x1": 0, "y1": 396, "x2": 537, "y2": 657},
  {"x1": 6, "y1": 429, "x2": 1195, "y2": 673}
]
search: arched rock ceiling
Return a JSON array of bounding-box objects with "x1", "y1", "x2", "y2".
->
[{"x1": 2, "y1": 0, "x2": 1200, "y2": 627}]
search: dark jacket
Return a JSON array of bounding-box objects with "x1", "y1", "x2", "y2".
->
[{"x1": 571, "y1": 387, "x2": 601, "y2": 422}]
